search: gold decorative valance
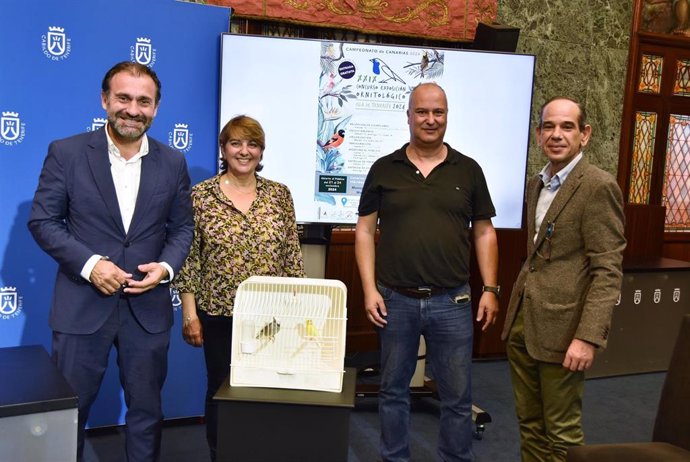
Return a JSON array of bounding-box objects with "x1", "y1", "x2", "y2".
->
[{"x1": 207, "y1": 0, "x2": 498, "y2": 41}]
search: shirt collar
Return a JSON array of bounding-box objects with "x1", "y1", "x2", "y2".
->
[
  {"x1": 104, "y1": 123, "x2": 150, "y2": 162},
  {"x1": 538, "y1": 152, "x2": 583, "y2": 191},
  {"x1": 393, "y1": 142, "x2": 458, "y2": 164}
]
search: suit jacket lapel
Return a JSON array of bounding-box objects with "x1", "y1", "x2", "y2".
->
[
  {"x1": 525, "y1": 176, "x2": 542, "y2": 256},
  {"x1": 86, "y1": 129, "x2": 126, "y2": 236},
  {"x1": 542, "y1": 158, "x2": 587, "y2": 223},
  {"x1": 529, "y1": 157, "x2": 588, "y2": 256},
  {"x1": 127, "y1": 139, "x2": 161, "y2": 238}
]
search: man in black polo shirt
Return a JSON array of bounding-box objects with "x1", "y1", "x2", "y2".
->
[{"x1": 355, "y1": 82, "x2": 499, "y2": 462}]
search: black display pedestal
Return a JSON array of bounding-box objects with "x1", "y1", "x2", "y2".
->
[{"x1": 214, "y1": 367, "x2": 356, "y2": 462}]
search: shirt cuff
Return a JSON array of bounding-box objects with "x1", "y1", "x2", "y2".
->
[
  {"x1": 81, "y1": 255, "x2": 103, "y2": 281},
  {"x1": 159, "y1": 262, "x2": 174, "y2": 283}
]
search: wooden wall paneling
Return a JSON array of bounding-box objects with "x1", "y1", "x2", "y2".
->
[
  {"x1": 617, "y1": 7, "x2": 690, "y2": 262},
  {"x1": 469, "y1": 228, "x2": 527, "y2": 358},
  {"x1": 325, "y1": 229, "x2": 379, "y2": 353},
  {"x1": 663, "y1": 236, "x2": 690, "y2": 262},
  {"x1": 622, "y1": 203, "x2": 665, "y2": 259}
]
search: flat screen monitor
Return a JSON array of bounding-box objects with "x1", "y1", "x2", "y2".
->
[{"x1": 219, "y1": 34, "x2": 535, "y2": 228}]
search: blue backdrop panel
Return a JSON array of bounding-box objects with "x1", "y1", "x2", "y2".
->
[{"x1": 0, "y1": 0, "x2": 230, "y2": 426}]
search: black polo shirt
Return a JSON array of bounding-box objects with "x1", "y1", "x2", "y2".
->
[{"x1": 358, "y1": 143, "x2": 496, "y2": 288}]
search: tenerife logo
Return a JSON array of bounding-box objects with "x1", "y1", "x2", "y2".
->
[
  {"x1": 0, "y1": 112, "x2": 26, "y2": 146},
  {"x1": 131, "y1": 37, "x2": 157, "y2": 67},
  {"x1": 168, "y1": 123, "x2": 193, "y2": 153},
  {"x1": 170, "y1": 288, "x2": 182, "y2": 310},
  {"x1": 0, "y1": 287, "x2": 23, "y2": 320},
  {"x1": 41, "y1": 26, "x2": 72, "y2": 61},
  {"x1": 87, "y1": 118, "x2": 107, "y2": 132}
]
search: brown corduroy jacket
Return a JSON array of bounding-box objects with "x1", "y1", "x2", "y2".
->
[{"x1": 501, "y1": 157, "x2": 627, "y2": 363}]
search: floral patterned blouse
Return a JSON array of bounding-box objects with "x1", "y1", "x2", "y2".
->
[{"x1": 173, "y1": 174, "x2": 304, "y2": 316}]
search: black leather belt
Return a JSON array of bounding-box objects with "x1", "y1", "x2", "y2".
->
[{"x1": 392, "y1": 286, "x2": 447, "y2": 299}]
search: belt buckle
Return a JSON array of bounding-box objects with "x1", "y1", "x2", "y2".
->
[{"x1": 417, "y1": 287, "x2": 432, "y2": 298}]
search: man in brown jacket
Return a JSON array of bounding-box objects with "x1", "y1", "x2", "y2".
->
[{"x1": 502, "y1": 96, "x2": 626, "y2": 461}]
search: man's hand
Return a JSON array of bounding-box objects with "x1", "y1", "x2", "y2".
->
[
  {"x1": 124, "y1": 263, "x2": 169, "y2": 294},
  {"x1": 563, "y1": 338, "x2": 596, "y2": 371},
  {"x1": 364, "y1": 290, "x2": 388, "y2": 328},
  {"x1": 90, "y1": 260, "x2": 132, "y2": 296},
  {"x1": 476, "y1": 291, "x2": 499, "y2": 331}
]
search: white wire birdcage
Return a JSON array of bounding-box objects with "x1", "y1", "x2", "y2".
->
[{"x1": 230, "y1": 276, "x2": 348, "y2": 392}]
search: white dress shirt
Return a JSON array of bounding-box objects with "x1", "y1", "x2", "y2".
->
[{"x1": 534, "y1": 152, "x2": 583, "y2": 243}]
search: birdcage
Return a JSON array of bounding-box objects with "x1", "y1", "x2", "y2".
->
[{"x1": 230, "y1": 276, "x2": 348, "y2": 393}]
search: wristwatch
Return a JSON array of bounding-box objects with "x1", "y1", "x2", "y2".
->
[{"x1": 482, "y1": 285, "x2": 501, "y2": 298}]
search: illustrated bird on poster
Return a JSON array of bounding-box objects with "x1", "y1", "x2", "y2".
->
[
  {"x1": 370, "y1": 58, "x2": 406, "y2": 84},
  {"x1": 321, "y1": 72, "x2": 336, "y2": 97},
  {"x1": 404, "y1": 49, "x2": 444, "y2": 79},
  {"x1": 320, "y1": 42, "x2": 344, "y2": 75},
  {"x1": 420, "y1": 51, "x2": 429, "y2": 77},
  {"x1": 317, "y1": 116, "x2": 350, "y2": 173},
  {"x1": 322, "y1": 129, "x2": 345, "y2": 150}
]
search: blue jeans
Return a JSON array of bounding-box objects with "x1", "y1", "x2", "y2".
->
[{"x1": 377, "y1": 283, "x2": 475, "y2": 462}]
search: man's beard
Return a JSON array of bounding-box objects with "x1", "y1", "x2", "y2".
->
[{"x1": 108, "y1": 111, "x2": 152, "y2": 141}]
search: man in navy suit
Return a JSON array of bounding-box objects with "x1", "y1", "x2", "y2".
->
[{"x1": 28, "y1": 62, "x2": 194, "y2": 462}]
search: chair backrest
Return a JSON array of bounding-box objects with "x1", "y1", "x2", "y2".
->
[{"x1": 652, "y1": 313, "x2": 690, "y2": 450}]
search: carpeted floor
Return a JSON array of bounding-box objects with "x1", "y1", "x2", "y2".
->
[{"x1": 85, "y1": 359, "x2": 665, "y2": 461}]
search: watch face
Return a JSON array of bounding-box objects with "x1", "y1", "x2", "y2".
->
[{"x1": 483, "y1": 286, "x2": 500, "y2": 296}]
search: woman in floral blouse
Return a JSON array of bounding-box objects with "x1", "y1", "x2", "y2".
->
[{"x1": 174, "y1": 115, "x2": 304, "y2": 460}]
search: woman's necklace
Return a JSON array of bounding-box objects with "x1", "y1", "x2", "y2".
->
[{"x1": 223, "y1": 175, "x2": 256, "y2": 194}]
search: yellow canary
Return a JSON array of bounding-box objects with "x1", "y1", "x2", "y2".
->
[{"x1": 305, "y1": 319, "x2": 318, "y2": 338}]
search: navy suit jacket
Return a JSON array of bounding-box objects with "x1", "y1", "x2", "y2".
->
[{"x1": 28, "y1": 128, "x2": 194, "y2": 335}]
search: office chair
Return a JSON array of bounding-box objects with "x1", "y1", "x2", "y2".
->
[{"x1": 566, "y1": 313, "x2": 690, "y2": 461}]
